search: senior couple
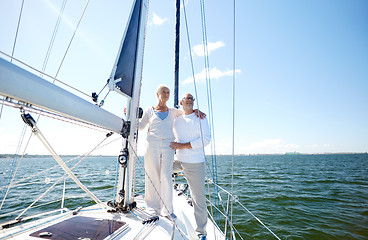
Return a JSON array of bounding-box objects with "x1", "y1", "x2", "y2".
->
[{"x1": 139, "y1": 84, "x2": 210, "y2": 240}]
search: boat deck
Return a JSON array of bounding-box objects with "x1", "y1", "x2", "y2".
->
[{"x1": 0, "y1": 189, "x2": 224, "y2": 240}]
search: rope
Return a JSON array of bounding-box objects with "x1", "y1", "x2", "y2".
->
[
  {"x1": 112, "y1": 151, "x2": 121, "y2": 204},
  {"x1": 10, "y1": 0, "x2": 25, "y2": 62}
]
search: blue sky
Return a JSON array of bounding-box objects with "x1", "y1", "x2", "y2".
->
[{"x1": 0, "y1": 0, "x2": 367, "y2": 155}]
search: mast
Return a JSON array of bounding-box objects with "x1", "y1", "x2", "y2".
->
[
  {"x1": 108, "y1": 0, "x2": 148, "y2": 209},
  {"x1": 174, "y1": 0, "x2": 180, "y2": 108}
]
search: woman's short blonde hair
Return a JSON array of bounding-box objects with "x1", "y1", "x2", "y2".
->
[{"x1": 155, "y1": 84, "x2": 170, "y2": 95}]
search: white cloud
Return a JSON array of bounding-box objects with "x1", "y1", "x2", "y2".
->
[
  {"x1": 306, "y1": 144, "x2": 331, "y2": 148},
  {"x1": 192, "y1": 41, "x2": 225, "y2": 57},
  {"x1": 182, "y1": 67, "x2": 241, "y2": 85},
  {"x1": 151, "y1": 13, "x2": 168, "y2": 26}
]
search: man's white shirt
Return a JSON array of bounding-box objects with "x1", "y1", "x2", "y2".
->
[{"x1": 173, "y1": 112, "x2": 211, "y2": 163}]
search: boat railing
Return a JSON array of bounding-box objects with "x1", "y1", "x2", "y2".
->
[{"x1": 205, "y1": 178, "x2": 281, "y2": 240}]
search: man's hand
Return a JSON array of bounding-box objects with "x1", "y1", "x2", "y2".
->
[
  {"x1": 170, "y1": 142, "x2": 192, "y2": 150},
  {"x1": 194, "y1": 109, "x2": 206, "y2": 119}
]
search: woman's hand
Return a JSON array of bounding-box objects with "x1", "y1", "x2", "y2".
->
[{"x1": 194, "y1": 109, "x2": 206, "y2": 119}]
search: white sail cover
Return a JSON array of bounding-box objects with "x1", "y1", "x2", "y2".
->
[{"x1": 0, "y1": 57, "x2": 123, "y2": 133}]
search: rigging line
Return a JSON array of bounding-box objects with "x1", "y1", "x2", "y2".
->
[
  {"x1": 199, "y1": 0, "x2": 216, "y2": 161},
  {"x1": 181, "y1": 0, "x2": 208, "y2": 175},
  {"x1": 0, "y1": 123, "x2": 27, "y2": 210},
  {"x1": 182, "y1": 0, "x2": 225, "y2": 222},
  {"x1": 0, "y1": 94, "x2": 41, "y2": 208},
  {"x1": 181, "y1": 2, "x2": 227, "y2": 232},
  {"x1": 199, "y1": 0, "x2": 220, "y2": 226},
  {"x1": 10, "y1": 0, "x2": 25, "y2": 62},
  {"x1": 16, "y1": 132, "x2": 112, "y2": 220},
  {"x1": 20, "y1": 2, "x2": 70, "y2": 213},
  {"x1": 33, "y1": 127, "x2": 105, "y2": 205},
  {"x1": 0, "y1": 107, "x2": 35, "y2": 207},
  {"x1": 4, "y1": 148, "x2": 102, "y2": 189},
  {"x1": 0, "y1": 97, "x2": 4, "y2": 120},
  {"x1": 97, "y1": 82, "x2": 109, "y2": 97},
  {"x1": 54, "y1": 0, "x2": 90, "y2": 79},
  {"x1": 0, "y1": 51, "x2": 91, "y2": 99},
  {"x1": 101, "y1": 90, "x2": 111, "y2": 102},
  {"x1": 126, "y1": 140, "x2": 186, "y2": 240},
  {"x1": 41, "y1": 0, "x2": 68, "y2": 74},
  {"x1": 231, "y1": 1, "x2": 236, "y2": 238}
]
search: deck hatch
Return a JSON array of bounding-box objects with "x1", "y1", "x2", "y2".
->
[{"x1": 29, "y1": 216, "x2": 127, "y2": 240}]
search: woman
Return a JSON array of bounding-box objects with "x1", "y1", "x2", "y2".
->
[
  {"x1": 139, "y1": 85, "x2": 182, "y2": 218},
  {"x1": 139, "y1": 85, "x2": 203, "y2": 218}
]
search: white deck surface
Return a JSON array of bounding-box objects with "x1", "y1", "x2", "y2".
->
[{"x1": 0, "y1": 189, "x2": 224, "y2": 240}]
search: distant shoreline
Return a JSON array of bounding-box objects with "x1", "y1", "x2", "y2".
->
[{"x1": 0, "y1": 152, "x2": 367, "y2": 159}]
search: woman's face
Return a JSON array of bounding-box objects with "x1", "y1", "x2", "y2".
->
[{"x1": 157, "y1": 87, "x2": 170, "y2": 103}]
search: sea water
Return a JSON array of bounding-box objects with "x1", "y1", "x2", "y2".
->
[{"x1": 1, "y1": 154, "x2": 367, "y2": 239}]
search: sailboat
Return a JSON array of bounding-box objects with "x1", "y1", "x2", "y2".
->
[{"x1": 0, "y1": 0, "x2": 280, "y2": 239}]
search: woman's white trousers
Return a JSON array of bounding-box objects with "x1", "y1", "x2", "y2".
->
[{"x1": 144, "y1": 138, "x2": 174, "y2": 216}]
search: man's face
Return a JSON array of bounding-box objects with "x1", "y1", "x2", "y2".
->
[{"x1": 181, "y1": 93, "x2": 194, "y2": 110}]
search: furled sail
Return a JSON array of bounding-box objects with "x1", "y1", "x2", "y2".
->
[
  {"x1": 109, "y1": 0, "x2": 144, "y2": 98},
  {"x1": 111, "y1": 0, "x2": 148, "y2": 208}
]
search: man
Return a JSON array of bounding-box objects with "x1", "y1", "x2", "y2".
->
[{"x1": 170, "y1": 93, "x2": 210, "y2": 240}]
